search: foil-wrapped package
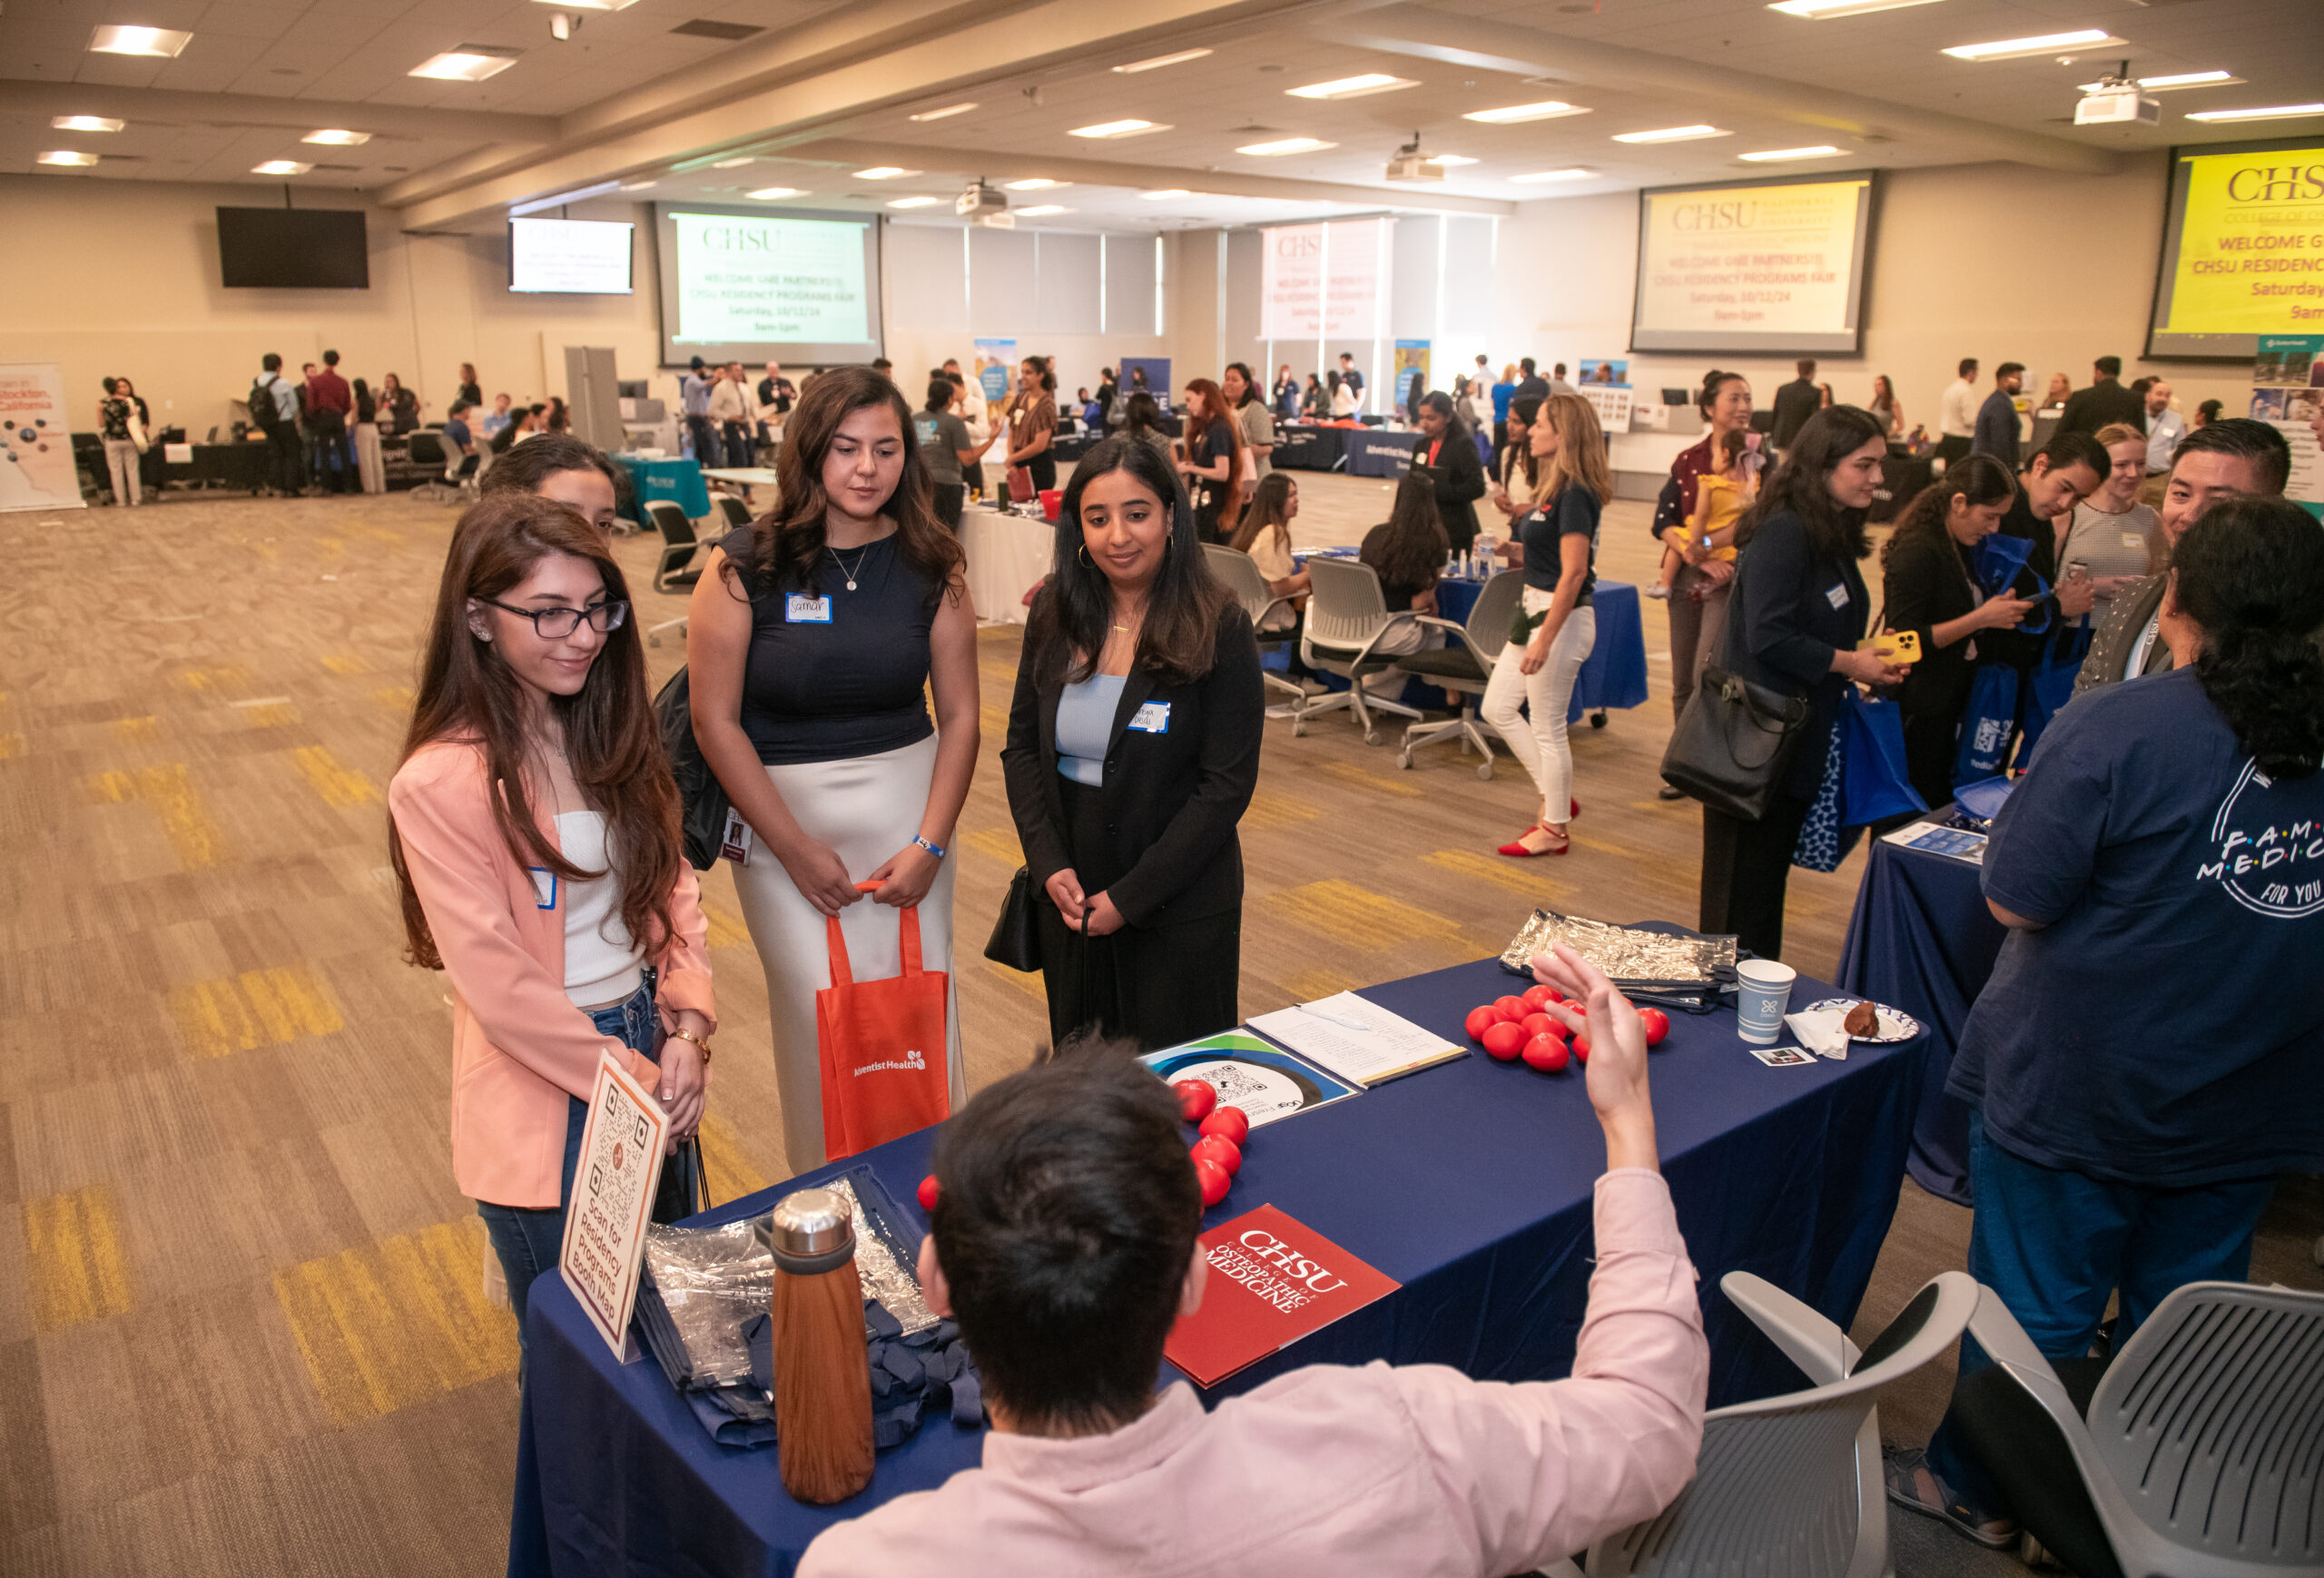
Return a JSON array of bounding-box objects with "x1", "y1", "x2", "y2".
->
[{"x1": 1499, "y1": 911, "x2": 1738, "y2": 991}]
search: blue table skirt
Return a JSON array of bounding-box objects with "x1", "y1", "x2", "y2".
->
[
  {"x1": 611, "y1": 455, "x2": 711, "y2": 520},
  {"x1": 1273, "y1": 426, "x2": 1347, "y2": 471},
  {"x1": 1836, "y1": 824, "x2": 2007, "y2": 1207},
  {"x1": 515, "y1": 945, "x2": 1926, "y2": 1577}
]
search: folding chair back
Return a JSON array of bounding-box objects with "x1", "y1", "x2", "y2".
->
[
  {"x1": 1202, "y1": 543, "x2": 1288, "y2": 632},
  {"x1": 1302, "y1": 556, "x2": 1396, "y2": 657},
  {"x1": 647, "y1": 499, "x2": 704, "y2": 593},
  {"x1": 714, "y1": 494, "x2": 753, "y2": 532}
]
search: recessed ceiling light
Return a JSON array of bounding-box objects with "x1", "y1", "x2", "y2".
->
[
  {"x1": 1427, "y1": 154, "x2": 1479, "y2": 166},
  {"x1": 909, "y1": 102, "x2": 978, "y2": 122},
  {"x1": 1004, "y1": 178, "x2": 1064, "y2": 190},
  {"x1": 1511, "y1": 167, "x2": 1595, "y2": 182},
  {"x1": 252, "y1": 160, "x2": 313, "y2": 175},
  {"x1": 747, "y1": 186, "x2": 806, "y2": 199},
  {"x1": 1942, "y1": 30, "x2": 2122, "y2": 63},
  {"x1": 302, "y1": 129, "x2": 371, "y2": 145},
  {"x1": 2186, "y1": 103, "x2": 2324, "y2": 123},
  {"x1": 1464, "y1": 101, "x2": 1590, "y2": 123},
  {"x1": 409, "y1": 49, "x2": 520, "y2": 81},
  {"x1": 1738, "y1": 144, "x2": 1850, "y2": 161},
  {"x1": 1287, "y1": 74, "x2": 1415, "y2": 100},
  {"x1": 1769, "y1": 0, "x2": 1943, "y2": 16},
  {"x1": 886, "y1": 195, "x2": 940, "y2": 208},
  {"x1": 712, "y1": 156, "x2": 755, "y2": 169},
  {"x1": 89, "y1": 25, "x2": 192, "y2": 57},
  {"x1": 1114, "y1": 48, "x2": 1211, "y2": 73},
  {"x1": 1236, "y1": 136, "x2": 1336, "y2": 156},
  {"x1": 52, "y1": 115, "x2": 125, "y2": 133},
  {"x1": 853, "y1": 166, "x2": 921, "y2": 179},
  {"x1": 1140, "y1": 188, "x2": 1193, "y2": 199},
  {"x1": 1016, "y1": 204, "x2": 1071, "y2": 215},
  {"x1": 37, "y1": 150, "x2": 101, "y2": 167},
  {"x1": 1613, "y1": 125, "x2": 1729, "y2": 143},
  {"x1": 1068, "y1": 119, "x2": 1169, "y2": 138},
  {"x1": 2077, "y1": 70, "x2": 2241, "y2": 93}
]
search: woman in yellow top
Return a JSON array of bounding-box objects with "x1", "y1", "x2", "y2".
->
[{"x1": 1651, "y1": 429, "x2": 1752, "y2": 598}]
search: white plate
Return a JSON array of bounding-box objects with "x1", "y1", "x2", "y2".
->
[{"x1": 1799, "y1": 997, "x2": 1921, "y2": 1044}]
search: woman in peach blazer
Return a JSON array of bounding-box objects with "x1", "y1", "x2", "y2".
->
[{"x1": 388, "y1": 492, "x2": 714, "y2": 1345}]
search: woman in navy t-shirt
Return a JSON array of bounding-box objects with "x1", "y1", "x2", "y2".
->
[
  {"x1": 1896, "y1": 497, "x2": 2324, "y2": 1547},
  {"x1": 688, "y1": 367, "x2": 977, "y2": 1173}
]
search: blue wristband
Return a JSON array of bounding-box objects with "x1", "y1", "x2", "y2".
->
[{"x1": 912, "y1": 834, "x2": 947, "y2": 861}]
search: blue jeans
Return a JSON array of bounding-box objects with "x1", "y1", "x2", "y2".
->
[
  {"x1": 476, "y1": 981, "x2": 660, "y2": 1352},
  {"x1": 1925, "y1": 1116, "x2": 2277, "y2": 1510}
]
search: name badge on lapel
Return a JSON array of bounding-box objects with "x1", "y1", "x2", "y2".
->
[
  {"x1": 1825, "y1": 583, "x2": 1851, "y2": 611},
  {"x1": 528, "y1": 868, "x2": 557, "y2": 910},
  {"x1": 1128, "y1": 701, "x2": 1172, "y2": 735},
  {"x1": 786, "y1": 594, "x2": 832, "y2": 624}
]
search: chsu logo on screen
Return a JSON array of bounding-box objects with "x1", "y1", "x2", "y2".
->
[
  {"x1": 2225, "y1": 163, "x2": 2324, "y2": 203},
  {"x1": 1670, "y1": 200, "x2": 1759, "y2": 232},
  {"x1": 1274, "y1": 232, "x2": 1323, "y2": 258}
]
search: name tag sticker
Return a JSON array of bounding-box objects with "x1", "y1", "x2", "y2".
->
[
  {"x1": 2122, "y1": 532, "x2": 2145, "y2": 550},
  {"x1": 529, "y1": 868, "x2": 557, "y2": 910},
  {"x1": 786, "y1": 594, "x2": 832, "y2": 624},
  {"x1": 1129, "y1": 701, "x2": 1172, "y2": 735},
  {"x1": 1825, "y1": 583, "x2": 1851, "y2": 610}
]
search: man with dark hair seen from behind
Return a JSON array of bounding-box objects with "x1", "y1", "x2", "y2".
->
[
  {"x1": 1514, "y1": 356, "x2": 1549, "y2": 403},
  {"x1": 2056, "y1": 354, "x2": 2142, "y2": 437},
  {"x1": 1547, "y1": 360, "x2": 1575, "y2": 399},
  {"x1": 2074, "y1": 417, "x2": 2292, "y2": 695},
  {"x1": 800, "y1": 945, "x2": 1708, "y2": 1578},
  {"x1": 1973, "y1": 362, "x2": 2024, "y2": 468},
  {"x1": 309, "y1": 349, "x2": 353, "y2": 494},
  {"x1": 1769, "y1": 359, "x2": 1820, "y2": 451},
  {"x1": 253, "y1": 351, "x2": 303, "y2": 498}
]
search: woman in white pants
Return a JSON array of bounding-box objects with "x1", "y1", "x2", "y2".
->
[
  {"x1": 97, "y1": 379, "x2": 141, "y2": 507},
  {"x1": 688, "y1": 367, "x2": 978, "y2": 1175},
  {"x1": 1483, "y1": 393, "x2": 1612, "y2": 857},
  {"x1": 350, "y1": 378, "x2": 386, "y2": 494}
]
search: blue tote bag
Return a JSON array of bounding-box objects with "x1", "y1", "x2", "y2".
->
[
  {"x1": 2016, "y1": 616, "x2": 2093, "y2": 765},
  {"x1": 1953, "y1": 663, "x2": 2020, "y2": 787},
  {"x1": 1839, "y1": 689, "x2": 1927, "y2": 827}
]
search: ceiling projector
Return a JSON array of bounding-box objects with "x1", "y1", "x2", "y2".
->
[
  {"x1": 958, "y1": 180, "x2": 1013, "y2": 226},
  {"x1": 1385, "y1": 133, "x2": 1443, "y2": 182},
  {"x1": 2074, "y1": 67, "x2": 2160, "y2": 127}
]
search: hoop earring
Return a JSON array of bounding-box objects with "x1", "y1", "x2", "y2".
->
[{"x1": 1078, "y1": 544, "x2": 1092, "y2": 568}]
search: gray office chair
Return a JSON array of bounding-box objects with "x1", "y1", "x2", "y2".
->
[
  {"x1": 1388, "y1": 569, "x2": 1525, "y2": 777},
  {"x1": 1201, "y1": 544, "x2": 1306, "y2": 710},
  {"x1": 1295, "y1": 556, "x2": 1427, "y2": 745},
  {"x1": 1951, "y1": 1279, "x2": 2324, "y2": 1578},
  {"x1": 1589, "y1": 1269, "x2": 1981, "y2": 1578},
  {"x1": 714, "y1": 494, "x2": 753, "y2": 534},
  {"x1": 645, "y1": 499, "x2": 703, "y2": 647}
]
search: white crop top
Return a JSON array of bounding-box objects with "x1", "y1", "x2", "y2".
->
[{"x1": 553, "y1": 811, "x2": 645, "y2": 1008}]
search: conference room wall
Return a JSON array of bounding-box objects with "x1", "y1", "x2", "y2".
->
[{"x1": 1483, "y1": 150, "x2": 2247, "y2": 435}]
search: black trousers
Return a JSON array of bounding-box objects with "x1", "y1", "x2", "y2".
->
[
  {"x1": 267, "y1": 426, "x2": 304, "y2": 494},
  {"x1": 1027, "y1": 453, "x2": 1057, "y2": 494},
  {"x1": 1901, "y1": 707, "x2": 1962, "y2": 815},
  {"x1": 931, "y1": 483, "x2": 964, "y2": 528},
  {"x1": 1699, "y1": 794, "x2": 1813, "y2": 962},
  {"x1": 1933, "y1": 434, "x2": 1972, "y2": 466}
]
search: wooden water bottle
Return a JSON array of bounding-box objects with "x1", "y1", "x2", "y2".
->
[{"x1": 769, "y1": 1188, "x2": 874, "y2": 1504}]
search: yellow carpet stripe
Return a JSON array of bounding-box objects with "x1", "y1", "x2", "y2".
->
[
  {"x1": 86, "y1": 762, "x2": 226, "y2": 868},
  {"x1": 320, "y1": 651, "x2": 369, "y2": 675},
  {"x1": 696, "y1": 1111, "x2": 770, "y2": 1203},
  {"x1": 168, "y1": 964, "x2": 343, "y2": 1058},
  {"x1": 1318, "y1": 761, "x2": 1426, "y2": 798},
  {"x1": 1281, "y1": 967, "x2": 1363, "y2": 1003},
  {"x1": 290, "y1": 745, "x2": 380, "y2": 808},
  {"x1": 1423, "y1": 847, "x2": 1575, "y2": 901},
  {"x1": 112, "y1": 715, "x2": 157, "y2": 739},
  {"x1": 0, "y1": 731, "x2": 21, "y2": 760},
  {"x1": 1265, "y1": 879, "x2": 1470, "y2": 947},
  {"x1": 960, "y1": 826, "x2": 1023, "y2": 866},
  {"x1": 1239, "y1": 789, "x2": 1319, "y2": 831},
  {"x1": 24, "y1": 1186, "x2": 135, "y2": 1332},
  {"x1": 699, "y1": 900, "x2": 753, "y2": 952},
  {"x1": 985, "y1": 961, "x2": 1050, "y2": 1003}
]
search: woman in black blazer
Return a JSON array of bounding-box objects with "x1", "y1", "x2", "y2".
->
[
  {"x1": 1878, "y1": 457, "x2": 2037, "y2": 810},
  {"x1": 1411, "y1": 390, "x2": 1485, "y2": 551},
  {"x1": 1003, "y1": 437, "x2": 1265, "y2": 1049},
  {"x1": 1699, "y1": 407, "x2": 1909, "y2": 960}
]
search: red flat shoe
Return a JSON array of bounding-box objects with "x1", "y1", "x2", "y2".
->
[
  {"x1": 1498, "y1": 829, "x2": 1571, "y2": 857},
  {"x1": 1569, "y1": 798, "x2": 1581, "y2": 821}
]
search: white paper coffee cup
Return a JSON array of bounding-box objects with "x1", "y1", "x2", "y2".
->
[{"x1": 1735, "y1": 960, "x2": 1797, "y2": 1046}]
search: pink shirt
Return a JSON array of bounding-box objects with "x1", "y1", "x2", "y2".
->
[{"x1": 801, "y1": 1169, "x2": 1706, "y2": 1578}]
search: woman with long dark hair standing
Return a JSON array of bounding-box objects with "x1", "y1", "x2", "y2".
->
[
  {"x1": 1894, "y1": 496, "x2": 2324, "y2": 1550},
  {"x1": 1177, "y1": 377, "x2": 1246, "y2": 544},
  {"x1": 1486, "y1": 395, "x2": 1543, "y2": 539},
  {"x1": 1485, "y1": 393, "x2": 1612, "y2": 857},
  {"x1": 688, "y1": 366, "x2": 977, "y2": 1173},
  {"x1": 1002, "y1": 438, "x2": 1264, "y2": 1049},
  {"x1": 1001, "y1": 355, "x2": 1059, "y2": 499},
  {"x1": 351, "y1": 377, "x2": 386, "y2": 494},
  {"x1": 1869, "y1": 374, "x2": 1903, "y2": 439},
  {"x1": 1411, "y1": 390, "x2": 1486, "y2": 553},
  {"x1": 1655, "y1": 371, "x2": 1760, "y2": 754},
  {"x1": 388, "y1": 493, "x2": 714, "y2": 1337},
  {"x1": 1879, "y1": 457, "x2": 2036, "y2": 810},
  {"x1": 1697, "y1": 406, "x2": 1908, "y2": 959},
  {"x1": 1120, "y1": 391, "x2": 1174, "y2": 469}
]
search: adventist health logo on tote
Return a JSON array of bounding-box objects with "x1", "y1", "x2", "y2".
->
[
  {"x1": 852, "y1": 1050, "x2": 928, "y2": 1077},
  {"x1": 669, "y1": 212, "x2": 870, "y2": 345}
]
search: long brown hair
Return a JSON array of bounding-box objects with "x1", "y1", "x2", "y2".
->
[
  {"x1": 724, "y1": 364, "x2": 965, "y2": 604},
  {"x1": 389, "y1": 493, "x2": 680, "y2": 971},
  {"x1": 1229, "y1": 472, "x2": 1293, "y2": 557},
  {"x1": 1183, "y1": 378, "x2": 1246, "y2": 531},
  {"x1": 1880, "y1": 453, "x2": 2016, "y2": 571},
  {"x1": 1537, "y1": 392, "x2": 1613, "y2": 509},
  {"x1": 1365, "y1": 475, "x2": 1449, "y2": 592},
  {"x1": 1034, "y1": 438, "x2": 1230, "y2": 685}
]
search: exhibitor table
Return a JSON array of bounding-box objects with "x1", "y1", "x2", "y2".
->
[
  {"x1": 515, "y1": 942, "x2": 1928, "y2": 1577},
  {"x1": 611, "y1": 454, "x2": 712, "y2": 520},
  {"x1": 959, "y1": 505, "x2": 1053, "y2": 625},
  {"x1": 1345, "y1": 428, "x2": 1417, "y2": 478},
  {"x1": 1836, "y1": 823, "x2": 2004, "y2": 1207}
]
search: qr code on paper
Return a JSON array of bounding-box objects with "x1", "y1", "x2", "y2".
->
[{"x1": 1202, "y1": 1063, "x2": 1270, "y2": 1103}]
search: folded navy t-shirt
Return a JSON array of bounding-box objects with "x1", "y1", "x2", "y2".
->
[{"x1": 1948, "y1": 666, "x2": 2324, "y2": 1185}]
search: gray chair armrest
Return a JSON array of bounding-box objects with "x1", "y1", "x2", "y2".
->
[{"x1": 1721, "y1": 1271, "x2": 1858, "y2": 1387}]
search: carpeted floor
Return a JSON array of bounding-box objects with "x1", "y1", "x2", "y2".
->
[{"x1": 1, "y1": 472, "x2": 2314, "y2": 1576}]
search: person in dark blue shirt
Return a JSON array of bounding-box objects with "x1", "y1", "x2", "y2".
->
[
  {"x1": 1890, "y1": 496, "x2": 2324, "y2": 1553},
  {"x1": 1970, "y1": 362, "x2": 2024, "y2": 469}
]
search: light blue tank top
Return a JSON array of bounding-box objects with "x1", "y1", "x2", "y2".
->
[{"x1": 1056, "y1": 674, "x2": 1126, "y2": 786}]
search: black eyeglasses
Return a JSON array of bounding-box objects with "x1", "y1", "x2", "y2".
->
[{"x1": 482, "y1": 598, "x2": 628, "y2": 638}]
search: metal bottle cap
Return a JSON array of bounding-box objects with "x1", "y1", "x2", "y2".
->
[{"x1": 770, "y1": 1188, "x2": 854, "y2": 1258}]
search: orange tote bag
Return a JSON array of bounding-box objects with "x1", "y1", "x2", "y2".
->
[{"x1": 813, "y1": 899, "x2": 950, "y2": 1160}]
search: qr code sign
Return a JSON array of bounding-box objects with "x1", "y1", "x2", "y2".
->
[{"x1": 1203, "y1": 1063, "x2": 1269, "y2": 1103}]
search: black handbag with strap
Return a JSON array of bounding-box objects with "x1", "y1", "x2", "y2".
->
[
  {"x1": 653, "y1": 666, "x2": 733, "y2": 872},
  {"x1": 1659, "y1": 664, "x2": 1812, "y2": 822},
  {"x1": 984, "y1": 866, "x2": 1041, "y2": 972}
]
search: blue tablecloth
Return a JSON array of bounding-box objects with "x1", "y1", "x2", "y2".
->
[
  {"x1": 1345, "y1": 429, "x2": 1417, "y2": 478},
  {"x1": 611, "y1": 455, "x2": 712, "y2": 520},
  {"x1": 1272, "y1": 425, "x2": 1347, "y2": 471},
  {"x1": 1836, "y1": 823, "x2": 2006, "y2": 1207},
  {"x1": 515, "y1": 944, "x2": 1927, "y2": 1576}
]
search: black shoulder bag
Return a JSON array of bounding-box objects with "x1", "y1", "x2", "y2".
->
[
  {"x1": 654, "y1": 666, "x2": 733, "y2": 872},
  {"x1": 1659, "y1": 578, "x2": 1813, "y2": 822}
]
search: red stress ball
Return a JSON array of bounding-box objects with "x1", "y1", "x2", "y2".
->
[
  {"x1": 1493, "y1": 995, "x2": 1530, "y2": 1023},
  {"x1": 1521, "y1": 983, "x2": 1556, "y2": 1011},
  {"x1": 1198, "y1": 1106, "x2": 1250, "y2": 1147},
  {"x1": 1521, "y1": 1033, "x2": 1571, "y2": 1073},
  {"x1": 1465, "y1": 1005, "x2": 1500, "y2": 1042},
  {"x1": 1194, "y1": 1159, "x2": 1231, "y2": 1208},
  {"x1": 917, "y1": 1174, "x2": 940, "y2": 1211},
  {"x1": 1521, "y1": 1011, "x2": 1564, "y2": 1043},
  {"x1": 1191, "y1": 1134, "x2": 1243, "y2": 1177},
  {"x1": 1638, "y1": 1007, "x2": 1671, "y2": 1049},
  {"x1": 1573, "y1": 1032, "x2": 1591, "y2": 1063},
  {"x1": 1172, "y1": 1079, "x2": 1216, "y2": 1123},
  {"x1": 1482, "y1": 1021, "x2": 1526, "y2": 1060}
]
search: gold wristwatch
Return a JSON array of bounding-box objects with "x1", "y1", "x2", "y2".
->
[{"x1": 666, "y1": 1025, "x2": 711, "y2": 1062}]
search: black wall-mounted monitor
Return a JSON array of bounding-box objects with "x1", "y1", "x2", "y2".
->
[{"x1": 217, "y1": 207, "x2": 369, "y2": 289}]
